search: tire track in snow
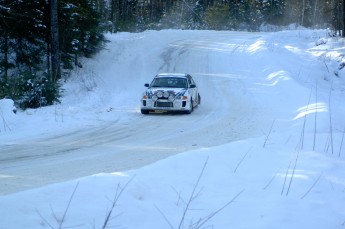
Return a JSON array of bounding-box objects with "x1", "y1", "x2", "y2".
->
[{"x1": 0, "y1": 33, "x2": 269, "y2": 195}]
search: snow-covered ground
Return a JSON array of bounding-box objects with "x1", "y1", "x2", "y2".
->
[{"x1": 1, "y1": 29, "x2": 345, "y2": 229}]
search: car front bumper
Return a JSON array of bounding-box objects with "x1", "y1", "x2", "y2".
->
[{"x1": 141, "y1": 98, "x2": 191, "y2": 111}]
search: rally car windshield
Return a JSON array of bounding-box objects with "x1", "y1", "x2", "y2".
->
[{"x1": 151, "y1": 78, "x2": 187, "y2": 88}]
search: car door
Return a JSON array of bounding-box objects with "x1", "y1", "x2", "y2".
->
[{"x1": 187, "y1": 75, "x2": 198, "y2": 105}]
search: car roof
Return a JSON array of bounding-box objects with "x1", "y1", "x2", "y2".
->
[{"x1": 155, "y1": 73, "x2": 188, "y2": 78}]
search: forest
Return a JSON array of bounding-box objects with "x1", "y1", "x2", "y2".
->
[{"x1": 0, "y1": 0, "x2": 344, "y2": 109}]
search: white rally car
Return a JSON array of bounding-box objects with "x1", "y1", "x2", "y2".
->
[{"x1": 141, "y1": 73, "x2": 201, "y2": 114}]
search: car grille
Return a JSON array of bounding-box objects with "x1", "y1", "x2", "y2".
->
[{"x1": 155, "y1": 101, "x2": 173, "y2": 108}]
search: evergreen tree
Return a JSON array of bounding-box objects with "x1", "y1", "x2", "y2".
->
[
  {"x1": 59, "y1": 0, "x2": 104, "y2": 70},
  {"x1": 204, "y1": 3, "x2": 230, "y2": 30},
  {"x1": 260, "y1": 0, "x2": 285, "y2": 25},
  {"x1": 0, "y1": 1, "x2": 15, "y2": 81},
  {"x1": 0, "y1": 0, "x2": 104, "y2": 108},
  {"x1": 0, "y1": 0, "x2": 47, "y2": 77}
]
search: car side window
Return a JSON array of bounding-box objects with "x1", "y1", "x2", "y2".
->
[
  {"x1": 187, "y1": 77, "x2": 193, "y2": 87},
  {"x1": 188, "y1": 75, "x2": 196, "y2": 85},
  {"x1": 185, "y1": 75, "x2": 189, "y2": 86},
  {"x1": 191, "y1": 78, "x2": 195, "y2": 85}
]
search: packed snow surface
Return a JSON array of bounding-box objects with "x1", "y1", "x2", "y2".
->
[{"x1": 1, "y1": 29, "x2": 345, "y2": 229}]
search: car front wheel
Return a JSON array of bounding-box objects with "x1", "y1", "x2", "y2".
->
[
  {"x1": 185, "y1": 99, "x2": 193, "y2": 114},
  {"x1": 141, "y1": 109, "x2": 149, "y2": 114}
]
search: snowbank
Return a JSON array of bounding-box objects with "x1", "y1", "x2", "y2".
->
[{"x1": 0, "y1": 99, "x2": 17, "y2": 132}]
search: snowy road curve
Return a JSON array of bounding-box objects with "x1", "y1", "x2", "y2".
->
[{"x1": 0, "y1": 31, "x2": 282, "y2": 195}]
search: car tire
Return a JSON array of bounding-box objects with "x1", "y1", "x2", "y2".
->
[
  {"x1": 198, "y1": 94, "x2": 201, "y2": 105},
  {"x1": 141, "y1": 109, "x2": 149, "y2": 114}
]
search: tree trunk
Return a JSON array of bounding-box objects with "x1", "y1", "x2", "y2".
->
[
  {"x1": 3, "y1": 31, "x2": 9, "y2": 81},
  {"x1": 301, "y1": 0, "x2": 305, "y2": 26},
  {"x1": 51, "y1": 0, "x2": 60, "y2": 82},
  {"x1": 343, "y1": 0, "x2": 345, "y2": 37},
  {"x1": 313, "y1": 0, "x2": 318, "y2": 26}
]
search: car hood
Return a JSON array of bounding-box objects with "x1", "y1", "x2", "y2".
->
[{"x1": 146, "y1": 87, "x2": 187, "y2": 96}]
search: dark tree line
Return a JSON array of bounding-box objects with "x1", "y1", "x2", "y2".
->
[
  {"x1": 101, "y1": 0, "x2": 344, "y2": 32},
  {"x1": 1, "y1": 0, "x2": 345, "y2": 109},
  {"x1": 0, "y1": 0, "x2": 105, "y2": 108}
]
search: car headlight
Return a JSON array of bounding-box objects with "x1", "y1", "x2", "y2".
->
[
  {"x1": 152, "y1": 95, "x2": 158, "y2": 102},
  {"x1": 168, "y1": 94, "x2": 175, "y2": 102},
  {"x1": 156, "y1": 91, "x2": 163, "y2": 98},
  {"x1": 163, "y1": 91, "x2": 170, "y2": 98}
]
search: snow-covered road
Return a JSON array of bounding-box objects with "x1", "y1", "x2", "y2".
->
[
  {"x1": 2, "y1": 30, "x2": 345, "y2": 229},
  {"x1": 0, "y1": 32, "x2": 277, "y2": 195}
]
